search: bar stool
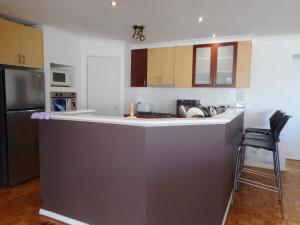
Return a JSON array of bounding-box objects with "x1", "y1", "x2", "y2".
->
[
  {"x1": 233, "y1": 114, "x2": 291, "y2": 219},
  {"x1": 244, "y1": 111, "x2": 285, "y2": 141},
  {"x1": 245, "y1": 110, "x2": 284, "y2": 135}
]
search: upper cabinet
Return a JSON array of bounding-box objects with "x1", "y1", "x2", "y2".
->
[
  {"x1": 174, "y1": 46, "x2": 193, "y2": 88},
  {"x1": 0, "y1": 18, "x2": 44, "y2": 69},
  {"x1": 192, "y1": 44, "x2": 213, "y2": 86},
  {"x1": 19, "y1": 25, "x2": 44, "y2": 68},
  {"x1": 0, "y1": 18, "x2": 21, "y2": 66},
  {"x1": 131, "y1": 49, "x2": 148, "y2": 87},
  {"x1": 147, "y1": 47, "x2": 174, "y2": 85},
  {"x1": 130, "y1": 41, "x2": 252, "y2": 88},
  {"x1": 193, "y1": 42, "x2": 238, "y2": 87},
  {"x1": 192, "y1": 41, "x2": 252, "y2": 88},
  {"x1": 235, "y1": 41, "x2": 252, "y2": 88}
]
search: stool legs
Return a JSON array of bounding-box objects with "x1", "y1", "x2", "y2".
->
[
  {"x1": 233, "y1": 144, "x2": 284, "y2": 219},
  {"x1": 274, "y1": 144, "x2": 284, "y2": 219},
  {"x1": 234, "y1": 146, "x2": 242, "y2": 192}
]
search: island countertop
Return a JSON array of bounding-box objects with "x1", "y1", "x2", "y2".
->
[{"x1": 49, "y1": 108, "x2": 245, "y2": 127}]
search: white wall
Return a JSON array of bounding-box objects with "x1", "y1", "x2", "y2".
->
[
  {"x1": 125, "y1": 34, "x2": 300, "y2": 170},
  {"x1": 43, "y1": 26, "x2": 82, "y2": 111},
  {"x1": 80, "y1": 37, "x2": 126, "y2": 116},
  {"x1": 243, "y1": 36, "x2": 300, "y2": 169}
]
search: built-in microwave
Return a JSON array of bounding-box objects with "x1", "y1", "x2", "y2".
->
[{"x1": 50, "y1": 68, "x2": 73, "y2": 87}]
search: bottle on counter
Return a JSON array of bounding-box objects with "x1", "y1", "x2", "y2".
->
[{"x1": 129, "y1": 101, "x2": 136, "y2": 118}]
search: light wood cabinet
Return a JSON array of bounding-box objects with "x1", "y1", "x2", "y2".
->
[
  {"x1": 0, "y1": 18, "x2": 44, "y2": 68},
  {"x1": 236, "y1": 41, "x2": 252, "y2": 88},
  {"x1": 173, "y1": 45, "x2": 193, "y2": 88},
  {"x1": 160, "y1": 47, "x2": 174, "y2": 85},
  {"x1": 0, "y1": 18, "x2": 21, "y2": 66},
  {"x1": 20, "y1": 25, "x2": 44, "y2": 68},
  {"x1": 147, "y1": 47, "x2": 174, "y2": 85},
  {"x1": 147, "y1": 48, "x2": 161, "y2": 85}
]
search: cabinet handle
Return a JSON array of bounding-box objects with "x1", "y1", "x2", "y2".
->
[
  {"x1": 143, "y1": 78, "x2": 146, "y2": 86},
  {"x1": 18, "y1": 54, "x2": 21, "y2": 64},
  {"x1": 22, "y1": 55, "x2": 25, "y2": 64}
]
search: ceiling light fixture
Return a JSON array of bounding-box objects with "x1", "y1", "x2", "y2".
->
[
  {"x1": 132, "y1": 25, "x2": 146, "y2": 41},
  {"x1": 111, "y1": 0, "x2": 117, "y2": 7},
  {"x1": 212, "y1": 34, "x2": 216, "y2": 38},
  {"x1": 198, "y1": 17, "x2": 204, "y2": 23}
]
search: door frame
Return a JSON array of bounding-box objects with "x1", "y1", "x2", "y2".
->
[{"x1": 86, "y1": 56, "x2": 120, "y2": 116}]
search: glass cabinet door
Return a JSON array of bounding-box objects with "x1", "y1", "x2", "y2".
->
[
  {"x1": 193, "y1": 45, "x2": 213, "y2": 86},
  {"x1": 215, "y1": 43, "x2": 237, "y2": 87}
]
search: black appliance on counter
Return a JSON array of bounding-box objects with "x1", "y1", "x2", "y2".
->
[
  {"x1": 0, "y1": 68, "x2": 45, "y2": 186},
  {"x1": 176, "y1": 99, "x2": 201, "y2": 117}
]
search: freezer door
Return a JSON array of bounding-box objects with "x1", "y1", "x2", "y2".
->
[
  {"x1": 5, "y1": 69, "x2": 45, "y2": 110},
  {"x1": 6, "y1": 109, "x2": 41, "y2": 185}
]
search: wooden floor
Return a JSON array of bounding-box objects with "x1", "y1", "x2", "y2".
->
[
  {"x1": 0, "y1": 160, "x2": 299, "y2": 225},
  {"x1": 227, "y1": 160, "x2": 300, "y2": 225}
]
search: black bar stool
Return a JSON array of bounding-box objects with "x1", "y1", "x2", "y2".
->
[
  {"x1": 245, "y1": 110, "x2": 284, "y2": 135},
  {"x1": 233, "y1": 114, "x2": 291, "y2": 219},
  {"x1": 244, "y1": 111, "x2": 285, "y2": 141}
]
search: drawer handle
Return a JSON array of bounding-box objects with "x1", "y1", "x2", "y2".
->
[
  {"x1": 18, "y1": 54, "x2": 21, "y2": 64},
  {"x1": 22, "y1": 55, "x2": 25, "y2": 64}
]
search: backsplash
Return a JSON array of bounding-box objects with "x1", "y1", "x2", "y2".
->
[{"x1": 124, "y1": 87, "x2": 243, "y2": 114}]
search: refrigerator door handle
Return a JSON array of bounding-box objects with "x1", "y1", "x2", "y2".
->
[{"x1": 6, "y1": 109, "x2": 43, "y2": 113}]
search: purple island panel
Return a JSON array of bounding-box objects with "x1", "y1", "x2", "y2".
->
[{"x1": 38, "y1": 112, "x2": 244, "y2": 225}]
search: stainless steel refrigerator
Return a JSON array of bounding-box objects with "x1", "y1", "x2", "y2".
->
[{"x1": 0, "y1": 68, "x2": 44, "y2": 186}]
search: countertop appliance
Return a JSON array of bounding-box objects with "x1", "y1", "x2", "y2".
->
[
  {"x1": 177, "y1": 99, "x2": 201, "y2": 118},
  {"x1": 51, "y1": 92, "x2": 77, "y2": 112},
  {"x1": 0, "y1": 68, "x2": 44, "y2": 186},
  {"x1": 137, "y1": 102, "x2": 153, "y2": 113},
  {"x1": 50, "y1": 68, "x2": 73, "y2": 87}
]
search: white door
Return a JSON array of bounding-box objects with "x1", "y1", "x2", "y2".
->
[{"x1": 87, "y1": 56, "x2": 119, "y2": 116}]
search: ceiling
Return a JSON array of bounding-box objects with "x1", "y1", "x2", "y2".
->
[{"x1": 0, "y1": 0, "x2": 300, "y2": 43}]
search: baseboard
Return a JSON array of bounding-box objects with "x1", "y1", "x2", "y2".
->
[
  {"x1": 40, "y1": 193, "x2": 233, "y2": 225},
  {"x1": 39, "y1": 209, "x2": 89, "y2": 225},
  {"x1": 222, "y1": 191, "x2": 233, "y2": 225}
]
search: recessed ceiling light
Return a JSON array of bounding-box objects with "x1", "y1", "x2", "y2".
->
[
  {"x1": 198, "y1": 17, "x2": 204, "y2": 23},
  {"x1": 111, "y1": 1, "x2": 117, "y2": 7},
  {"x1": 212, "y1": 34, "x2": 216, "y2": 38}
]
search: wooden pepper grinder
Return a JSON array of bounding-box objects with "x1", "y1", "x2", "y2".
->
[{"x1": 129, "y1": 101, "x2": 136, "y2": 118}]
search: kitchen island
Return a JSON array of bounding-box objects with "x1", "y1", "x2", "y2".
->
[{"x1": 38, "y1": 109, "x2": 244, "y2": 225}]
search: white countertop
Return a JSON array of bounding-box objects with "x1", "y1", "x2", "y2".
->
[{"x1": 49, "y1": 108, "x2": 245, "y2": 127}]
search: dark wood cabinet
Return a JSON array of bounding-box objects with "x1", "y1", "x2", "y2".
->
[
  {"x1": 131, "y1": 49, "x2": 148, "y2": 87},
  {"x1": 192, "y1": 42, "x2": 238, "y2": 87}
]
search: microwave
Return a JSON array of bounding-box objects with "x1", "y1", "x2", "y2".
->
[{"x1": 51, "y1": 69, "x2": 73, "y2": 87}]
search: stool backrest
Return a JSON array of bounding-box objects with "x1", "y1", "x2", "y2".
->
[
  {"x1": 270, "y1": 110, "x2": 285, "y2": 130},
  {"x1": 272, "y1": 115, "x2": 291, "y2": 142}
]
